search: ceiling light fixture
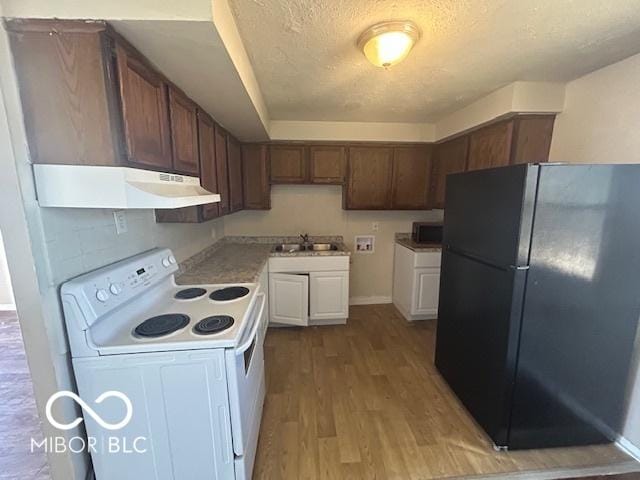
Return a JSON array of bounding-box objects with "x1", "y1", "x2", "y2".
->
[{"x1": 358, "y1": 20, "x2": 421, "y2": 68}]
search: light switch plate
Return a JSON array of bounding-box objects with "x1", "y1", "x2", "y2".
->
[
  {"x1": 113, "y1": 210, "x2": 128, "y2": 235},
  {"x1": 372, "y1": 222, "x2": 379, "y2": 231}
]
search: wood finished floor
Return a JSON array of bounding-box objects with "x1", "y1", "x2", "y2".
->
[
  {"x1": 0, "y1": 311, "x2": 49, "y2": 480},
  {"x1": 253, "y1": 304, "x2": 636, "y2": 480}
]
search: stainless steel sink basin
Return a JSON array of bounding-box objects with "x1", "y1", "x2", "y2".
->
[
  {"x1": 273, "y1": 242, "x2": 340, "y2": 252},
  {"x1": 273, "y1": 243, "x2": 305, "y2": 253},
  {"x1": 308, "y1": 243, "x2": 339, "y2": 251}
]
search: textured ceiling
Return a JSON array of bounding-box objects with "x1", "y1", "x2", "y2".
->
[{"x1": 230, "y1": 0, "x2": 640, "y2": 122}]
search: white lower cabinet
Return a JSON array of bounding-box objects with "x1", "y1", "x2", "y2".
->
[
  {"x1": 309, "y1": 271, "x2": 349, "y2": 321},
  {"x1": 393, "y1": 243, "x2": 441, "y2": 321},
  {"x1": 413, "y1": 268, "x2": 440, "y2": 316},
  {"x1": 268, "y1": 256, "x2": 349, "y2": 326},
  {"x1": 269, "y1": 273, "x2": 309, "y2": 326}
]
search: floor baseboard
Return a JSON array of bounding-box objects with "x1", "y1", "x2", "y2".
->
[{"x1": 349, "y1": 296, "x2": 392, "y2": 306}]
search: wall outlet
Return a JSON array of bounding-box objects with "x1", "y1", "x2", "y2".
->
[
  {"x1": 113, "y1": 210, "x2": 128, "y2": 235},
  {"x1": 372, "y1": 222, "x2": 379, "y2": 232}
]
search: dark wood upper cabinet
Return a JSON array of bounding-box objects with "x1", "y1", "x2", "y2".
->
[
  {"x1": 309, "y1": 146, "x2": 345, "y2": 184},
  {"x1": 8, "y1": 19, "x2": 208, "y2": 177},
  {"x1": 227, "y1": 135, "x2": 244, "y2": 213},
  {"x1": 198, "y1": 112, "x2": 220, "y2": 221},
  {"x1": 115, "y1": 42, "x2": 173, "y2": 171},
  {"x1": 6, "y1": 20, "x2": 121, "y2": 166},
  {"x1": 154, "y1": 111, "x2": 219, "y2": 223},
  {"x1": 430, "y1": 136, "x2": 469, "y2": 209},
  {"x1": 215, "y1": 125, "x2": 230, "y2": 216},
  {"x1": 270, "y1": 145, "x2": 307, "y2": 183},
  {"x1": 467, "y1": 120, "x2": 513, "y2": 171},
  {"x1": 168, "y1": 87, "x2": 199, "y2": 175},
  {"x1": 344, "y1": 147, "x2": 394, "y2": 210},
  {"x1": 242, "y1": 144, "x2": 271, "y2": 210},
  {"x1": 391, "y1": 146, "x2": 433, "y2": 209},
  {"x1": 511, "y1": 116, "x2": 555, "y2": 165}
]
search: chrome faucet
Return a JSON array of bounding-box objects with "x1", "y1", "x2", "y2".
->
[{"x1": 300, "y1": 233, "x2": 310, "y2": 247}]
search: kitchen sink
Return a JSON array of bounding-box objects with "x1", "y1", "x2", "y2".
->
[
  {"x1": 273, "y1": 243, "x2": 305, "y2": 252},
  {"x1": 308, "y1": 243, "x2": 339, "y2": 251},
  {"x1": 272, "y1": 242, "x2": 340, "y2": 252}
]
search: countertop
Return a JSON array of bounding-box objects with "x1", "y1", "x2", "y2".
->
[
  {"x1": 175, "y1": 236, "x2": 350, "y2": 285},
  {"x1": 395, "y1": 233, "x2": 442, "y2": 252}
]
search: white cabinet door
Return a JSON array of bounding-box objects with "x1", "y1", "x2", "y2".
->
[
  {"x1": 309, "y1": 271, "x2": 349, "y2": 320},
  {"x1": 269, "y1": 273, "x2": 309, "y2": 326},
  {"x1": 413, "y1": 267, "x2": 440, "y2": 316}
]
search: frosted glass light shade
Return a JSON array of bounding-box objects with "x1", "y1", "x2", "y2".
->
[{"x1": 358, "y1": 21, "x2": 420, "y2": 68}]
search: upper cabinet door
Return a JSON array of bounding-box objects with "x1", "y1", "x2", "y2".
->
[
  {"x1": 344, "y1": 147, "x2": 394, "y2": 209},
  {"x1": 242, "y1": 144, "x2": 271, "y2": 210},
  {"x1": 168, "y1": 87, "x2": 199, "y2": 176},
  {"x1": 467, "y1": 120, "x2": 513, "y2": 171},
  {"x1": 6, "y1": 23, "x2": 121, "y2": 166},
  {"x1": 227, "y1": 135, "x2": 244, "y2": 213},
  {"x1": 214, "y1": 125, "x2": 230, "y2": 215},
  {"x1": 198, "y1": 111, "x2": 219, "y2": 220},
  {"x1": 309, "y1": 146, "x2": 345, "y2": 184},
  {"x1": 269, "y1": 145, "x2": 307, "y2": 183},
  {"x1": 116, "y1": 43, "x2": 172, "y2": 170},
  {"x1": 511, "y1": 116, "x2": 555, "y2": 165},
  {"x1": 391, "y1": 145, "x2": 433, "y2": 209},
  {"x1": 431, "y1": 136, "x2": 469, "y2": 209}
]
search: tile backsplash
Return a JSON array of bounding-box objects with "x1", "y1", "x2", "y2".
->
[{"x1": 40, "y1": 208, "x2": 222, "y2": 286}]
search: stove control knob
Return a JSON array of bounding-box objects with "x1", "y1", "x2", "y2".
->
[
  {"x1": 168, "y1": 255, "x2": 177, "y2": 265},
  {"x1": 109, "y1": 283, "x2": 123, "y2": 295},
  {"x1": 162, "y1": 257, "x2": 171, "y2": 268},
  {"x1": 96, "y1": 289, "x2": 110, "y2": 303}
]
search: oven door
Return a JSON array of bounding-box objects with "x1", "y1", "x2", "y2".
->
[{"x1": 225, "y1": 292, "x2": 266, "y2": 458}]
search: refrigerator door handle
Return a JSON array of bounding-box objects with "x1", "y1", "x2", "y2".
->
[{"x1": 445, "y1": 245, "x2": 511, "y2": 271}]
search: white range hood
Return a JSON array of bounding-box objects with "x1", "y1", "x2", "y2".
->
[{"x1": 33, "y1": 165, "x2": 220, "y2": 209}]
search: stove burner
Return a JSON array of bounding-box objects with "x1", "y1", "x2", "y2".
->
[
  {"x1": 134, "y1": 314, "x2": 190, "y2": 338},
  {"x1": 175, "y1": 288, "x2": 207, "y2": 300},
  {"x1": 209, "y1": 286, "x2": 250, "y2": 302},
  {"x1": 193, "y1": 315, "x2": 235, "y2": 335}
]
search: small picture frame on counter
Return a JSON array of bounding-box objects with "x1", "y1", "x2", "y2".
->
[{"x1": 355, "y1": 235, "x2": 375, "y2": 254}]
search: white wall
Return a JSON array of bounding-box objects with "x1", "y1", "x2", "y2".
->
[
  {"x1": 549, "y1": 52, "x2": 640, "y2": 453},
  {"x1": 0, "y1": 230, "x2": 14, "y2": 307},
  {"x1": 224, "y1": 185, "x2": 442, "y2": 303},
  {"x1": 549, "y1": 54, "x2": 640, "y2": 164}
]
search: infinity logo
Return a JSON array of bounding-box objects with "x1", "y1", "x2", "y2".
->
[{"x1": 45, "y1": 391, "x2": 133, "y2": 431}]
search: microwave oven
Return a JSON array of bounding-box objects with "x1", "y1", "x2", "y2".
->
[{"x1": 411, "y1": 222, "x2": 443, "y2": 244}]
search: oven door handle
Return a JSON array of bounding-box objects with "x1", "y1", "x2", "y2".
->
[{"x1": 236, "y1": 293, "x2": 266, "y2": 354}]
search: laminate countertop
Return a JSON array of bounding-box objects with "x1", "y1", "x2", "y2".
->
[
  {"x1": 395, "y1": 233, "x2": 443, "y2": 252},
  {"x1": 175, "y1": 236, "x2": 350, "y2": 285}
]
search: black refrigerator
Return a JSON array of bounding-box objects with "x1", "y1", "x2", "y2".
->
[{"x1": 435, "y1": 163, "x2": 640, "y2": 450}]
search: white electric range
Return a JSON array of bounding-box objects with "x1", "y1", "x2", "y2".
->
[{"x1": 60, "y1": 248, "x2": 267, "y2": 480}]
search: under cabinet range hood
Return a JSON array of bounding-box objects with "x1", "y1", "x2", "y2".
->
[{"x1": 33, "y1": 165, "x2": 220, "y2": 209}]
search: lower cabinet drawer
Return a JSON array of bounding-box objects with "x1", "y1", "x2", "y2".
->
[{"x1": 414, "y1": 251, "x2": 442, "y2": 268}]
